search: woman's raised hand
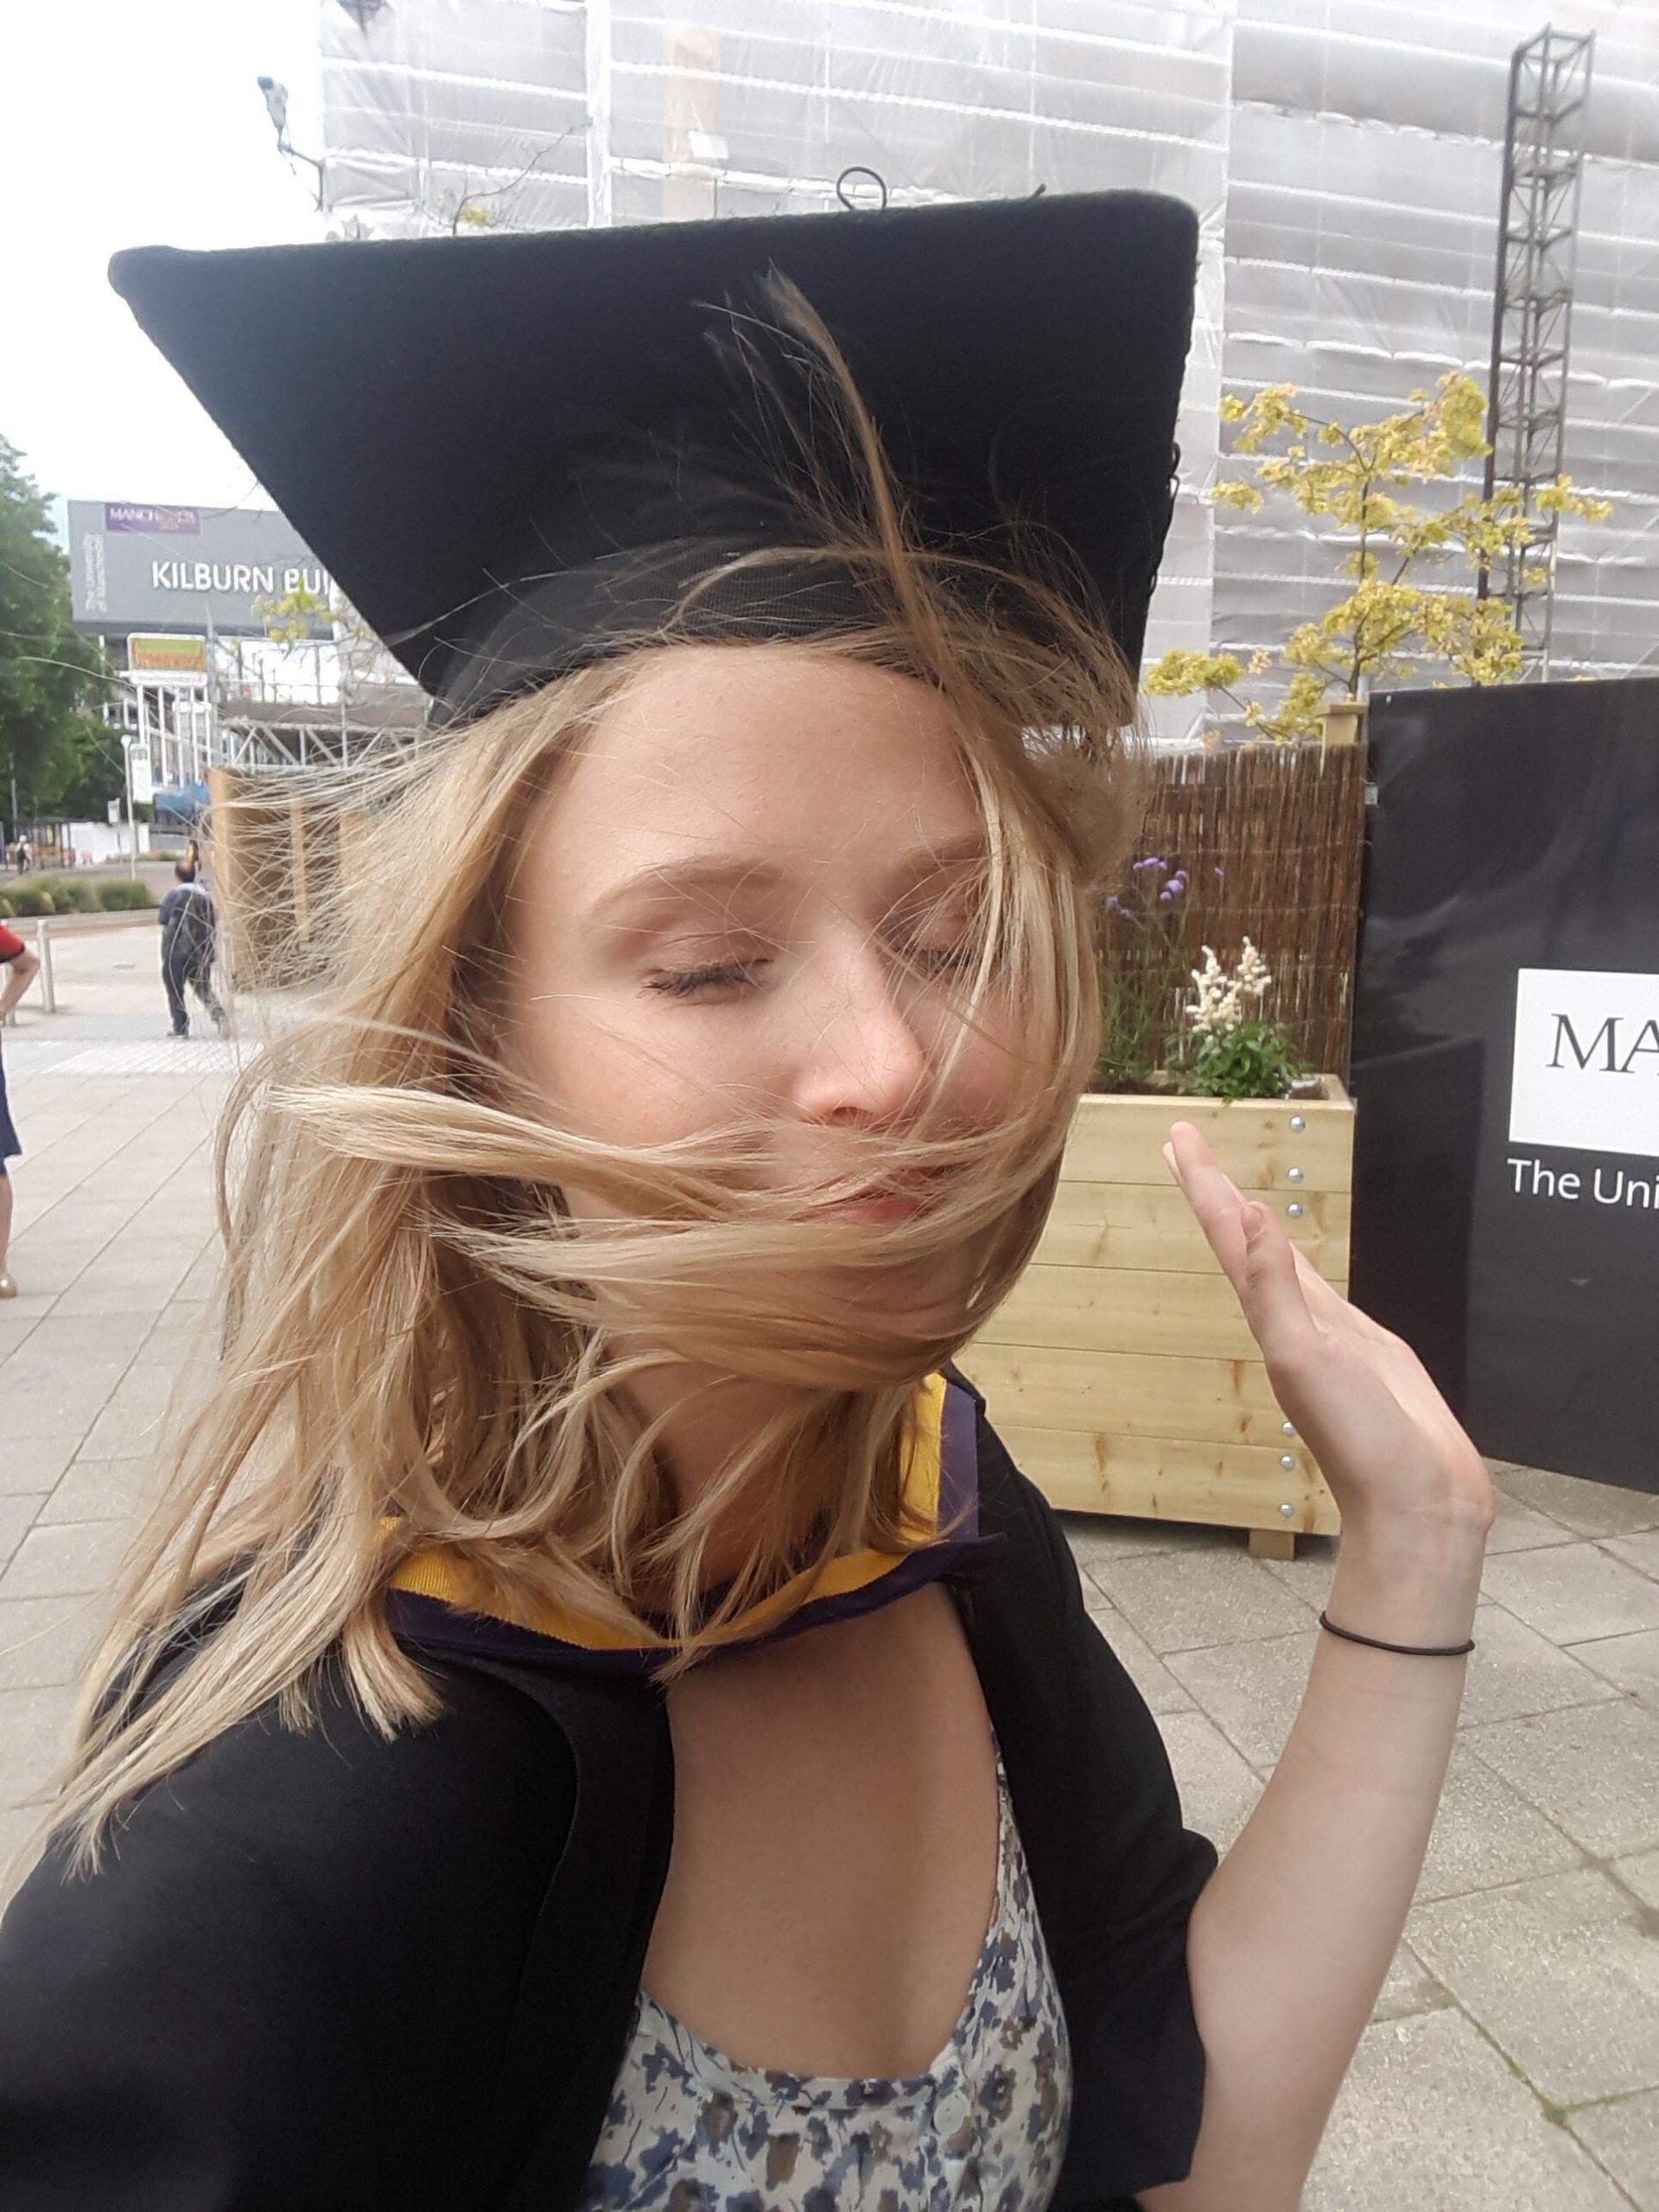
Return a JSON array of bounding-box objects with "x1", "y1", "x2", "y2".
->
[{"x1": 1162, "y1": 1119, "x2": 1496, "y2": 1545}]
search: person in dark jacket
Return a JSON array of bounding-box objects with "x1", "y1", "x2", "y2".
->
[
  {"x1": 157, "y1": 861, "x2": 226, "y2": 1038},
  {"x1": 0, "y1": 196, "x2": 1494, "y2": 2212}
]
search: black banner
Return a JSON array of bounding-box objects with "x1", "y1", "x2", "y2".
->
[{"x1": 1352, "y1": 677, "x2": 1659, "y2": 1494}]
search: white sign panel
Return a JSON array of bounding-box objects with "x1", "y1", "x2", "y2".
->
[
  {"x1": 1510, "y1": 968, "x2": 1659, "y2": 1162},
  {"x1": 127, "y1": 742, "x2": 155, "y2": 807}
]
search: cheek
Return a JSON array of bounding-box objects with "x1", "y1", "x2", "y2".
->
[
  {"x1": 517, "y1": 972, "x2": 780, "y2": 1154},
  {"x1": 932, "y1": 1002, "x2": 1028, "y2": 1126}
]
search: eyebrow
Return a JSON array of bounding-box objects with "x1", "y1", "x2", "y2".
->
[{"x1": 588, "y1": 835, "x2": 989, "y2": 928}]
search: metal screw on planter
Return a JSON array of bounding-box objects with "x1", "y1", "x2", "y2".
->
[
  {"x1": 1281, "y1": 1420, "x2": 1296, "y2": 1436},
  {"x1": 1290, "y1": 1115, "x2": 1306, "y2": 1133},
  {"x1": 1287, "y1": 1202, "x2": 1306, "y2": 1218},
  {"x1": 1287, "y1": 1166, "x2": 1306, "y2": 1183},
  {"x1": 1279, "y1": 1502, "x2": 1296, "y2": 1519},
  {"x1": 1280, "y1": 1455, "x2": 1297, "y2": 1471}
]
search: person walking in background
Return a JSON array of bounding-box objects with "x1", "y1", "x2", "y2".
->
[
  {"x1": 157, "y1": 862, "x2": 226, "y2": 1039},
  {"x1": 0, "y1": 921, "x2": 41, "y2": 1297}
]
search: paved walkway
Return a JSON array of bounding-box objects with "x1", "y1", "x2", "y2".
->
[{"x1": 2, "y1": 927, "x2": 1656, "y2": 2207}]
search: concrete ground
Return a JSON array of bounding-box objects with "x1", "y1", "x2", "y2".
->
[{"x1": 3, "y1": 925, "x2": 1657, "y2": 2208}]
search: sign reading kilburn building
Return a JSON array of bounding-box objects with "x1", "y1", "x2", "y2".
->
[
  {"x1": 1351, "y1": 677, "x2": 1659, "y2": 1494},
  {"x1": 67, "y1": 500, "x2": 333, "y2": 639}
]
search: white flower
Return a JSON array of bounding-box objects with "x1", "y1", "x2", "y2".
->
[{"x1": 1185, "y1": 937, "x2": 1274, "y2": 1038}]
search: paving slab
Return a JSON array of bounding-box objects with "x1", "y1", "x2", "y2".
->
[
  {"x1": 1612, "y1": 1852, "x2": 1659, "y2": 1913},
  {"x1": 1457, "y1": 1599, "x2": 1622, "y2": 1727},
  {"x1": 1414, "y1": 1740, "x2": 1588, "y2": 1904},
  {"x1": 1570, "y1": 1630, "x2": 1659, "y2": 1717},
  {"x1": 1606, "y1": 1532, "x2": 1659, "y2": 1583},
  {"x1": 1080, "y1": 1593, "x2": 1194, "y2": 1717},
  {"x1": 1058, "y1": 1510, "x2": 1230, "y2": 1567},
  {"x1": 36, "y1": 1456, "x2": 156, "y2": 1527},
  {"x1": 1491, "y1": 1463, "x2": 1659, "y2": 1542},
  {"x1": 1486, "y1": 1484, "x2": 1580, "y2": 1554},
  {"x1": 1083, "y1": 1546, "x2": 1314, "y2": 1655},
  {"x1": 1460, "y1": 1700, "x2": 1659, "y2": 1862},
  {"x1": 1163, "y1": 1627, "x2": 1319, "y2": 1767},
  {"x1": 0, "y1": 1495, "x2": 46, "y2": 1573},
  {"x1": 1370, "y1": 1941, "x2": 1452, "y2": 2024},
  {"x1": 1570, "y1": 2089, "x2": 1659, "y2": 2210},
  {"x1": 1408, "y1": 1867, "x2": 1659, "y2": 2107},
  {"x1": 0, "y1": 1437, "x2": 80, "y2": 1497},
  {"x1": 0, "y1": 1684, "x2": 78, "y2": 1810},
  {"x1": 1304, "y1": 2006, "x2": 1634, "y2": 2212},
  {"x1": 1481, "y1": 1545, "x2": 1659, "y2": 1646},
  {"x1": 1254, "y1": 1532, "x2": 1338, "y2": 1612},
  {"x1": 1156, "y1": 1707, "x2": 1263, "y2": 1854},
  {"x1": 0, "y1": 1520, "x2": 135, "y2": 1603},
  {"x1": 0, "y1": 1592, "x2": 104, "y2": 1692}
]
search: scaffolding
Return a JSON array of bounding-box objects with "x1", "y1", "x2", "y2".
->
[
  {"x1": 1481, "y1": 26, "x2": 1595, "y2": 678},
  {"x1": 315, "y1": 1, "x2": 1656, "y2": 692}
]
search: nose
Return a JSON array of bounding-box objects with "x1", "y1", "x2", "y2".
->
[{"x1": 789, "y1": 937, "x2": 931, "y2": 1126}]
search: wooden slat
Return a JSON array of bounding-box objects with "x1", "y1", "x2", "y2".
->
[
  {"x1": 958, "y1": 1341, "x2": 1294, "y2": 1447},
  {"x1": 1059, "y1": 1088, "x2": 1352, "y2": 1192},
  {"x1": 980, "y1": 1262, "x2": 1262, "y2": 1359},
  {"x1": 994, "y1": 1421, "x2": 1340, "y2": 1536},
  {"x1": 1033, "y1": 1179, "x2": 1350, "y2": 1278}
]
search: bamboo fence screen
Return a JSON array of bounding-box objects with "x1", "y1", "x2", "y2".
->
[{"x1": 1098, "y1": 741, "x2": 1370, "y2": 1084}]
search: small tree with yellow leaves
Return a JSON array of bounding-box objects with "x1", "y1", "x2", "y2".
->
[{"x1": 1145, "y1": 374, "x2": 1613, "y2": 743}]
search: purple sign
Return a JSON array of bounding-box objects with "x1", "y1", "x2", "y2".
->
[{"x1": 105, "y1": 502, "x2": 200, "y2": 536}]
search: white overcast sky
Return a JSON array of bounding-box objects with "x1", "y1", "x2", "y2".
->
[{"x1": 1, "y1": 1, "x2": 327, "y2": 514}]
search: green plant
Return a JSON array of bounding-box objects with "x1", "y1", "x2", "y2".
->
[
  {"x1": 95, "y1": 878, "x2": 157, "y2": 911},
  {"x1": 1178, "y1": 1019, "x2": 1300, "y2": 1102},
  {"x1": 1, "y1": 436, "x2": 124, "y2": 816},
  {"x1": 31, "y1": 874, "x2": 94, "y2": 912},
  {"x1": 10, "y1": 884, "x2": 54, "y2": 916},
  {"x1": 1145, "y1": 374, "x2": 1615, "y2": 742},
  {"x1": 1173, "y1": 941, "x2": 1301, "y2": 1101},
  {"x1": 1096, "y1": 855, "x2": 1196, "y2": 1093}
]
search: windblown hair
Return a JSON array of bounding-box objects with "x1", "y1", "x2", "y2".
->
[{"x1": 32, "y1": 281, "x2": 1151, "y2": 1878}]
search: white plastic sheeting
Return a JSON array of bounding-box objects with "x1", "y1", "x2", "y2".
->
[
  {"x1": 1223, "y1": 0, "x2": 1657, "y2": 683},
  {"x1": 317, "y1": 0, "x2": 1656, "y2": 697}
]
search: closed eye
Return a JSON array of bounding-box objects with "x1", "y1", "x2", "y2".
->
[{"x1": 645, "y1": 958, "x2": 772, "y2": 1001}]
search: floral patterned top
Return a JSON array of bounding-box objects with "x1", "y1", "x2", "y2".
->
[{"x1": 575, "y1": 1739, "x2": 1071, "y2": 2210}]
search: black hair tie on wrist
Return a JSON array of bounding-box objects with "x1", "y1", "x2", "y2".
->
[{"x1": 1318, "y1": 1610, "x2": 1475, "y2": 1658}]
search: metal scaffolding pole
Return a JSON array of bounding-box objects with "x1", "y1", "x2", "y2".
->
[{"x1": 1479, "y1": 26, "x2": 1593, "y2": 681}]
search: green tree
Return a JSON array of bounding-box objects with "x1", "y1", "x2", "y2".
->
[
  {"x1": 1145, "y1": 375, "x2": 1614, "y2": 743},
  {"x1": 0, "y1": 437, "x2": 121, "y2": 821}
]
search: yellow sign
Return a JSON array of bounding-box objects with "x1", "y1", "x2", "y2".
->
[{"x1": 127, "y1": 632, "x2": 207, "y2": 678}]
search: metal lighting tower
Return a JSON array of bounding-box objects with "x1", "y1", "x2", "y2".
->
[{"x1": 1480, "y1": 26, "x2": 1594, "y2": 679}]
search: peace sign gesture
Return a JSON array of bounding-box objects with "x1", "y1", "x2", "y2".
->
[{"x1": 1162, "y1": 1120, "x2": 1497, "y2": 1546}]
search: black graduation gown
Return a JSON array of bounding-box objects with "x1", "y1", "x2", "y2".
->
[{"x1": 0, "y1": 1376, "x2": 1217, "y2": 2210}]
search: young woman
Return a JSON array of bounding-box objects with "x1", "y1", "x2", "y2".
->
[{"x1": 0, "y1": 194, "x2": 1493, "y2": 2210}]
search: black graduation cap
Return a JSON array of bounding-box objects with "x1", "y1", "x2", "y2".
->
[{"x1": 111, "y1": 192, "x2": 1197, "y2": 723}]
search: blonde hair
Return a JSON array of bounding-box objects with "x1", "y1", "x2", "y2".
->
[{"x1": 33, "y1": 284, "x2": 1152, "y2": 1877}]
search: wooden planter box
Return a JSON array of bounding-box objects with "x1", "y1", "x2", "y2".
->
[{"x1": 961, "y1": 1078, "x2": 1352, "y2": 1558}]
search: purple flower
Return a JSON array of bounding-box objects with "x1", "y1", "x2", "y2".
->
[
  {"x1": 1158, "y1": 887, "x2": 1175, "y2": 903},
  {"x1": 1214, "y1": 864, "x2": 1225, "y2": 880},
  {"x1": 1130, "y1": 855, "x2": 1169, "y2": 875}
]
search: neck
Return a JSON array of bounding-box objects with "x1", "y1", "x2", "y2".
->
[{"x1": 623, "y1": 1359, "x2": 820, "y2": 1596}]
